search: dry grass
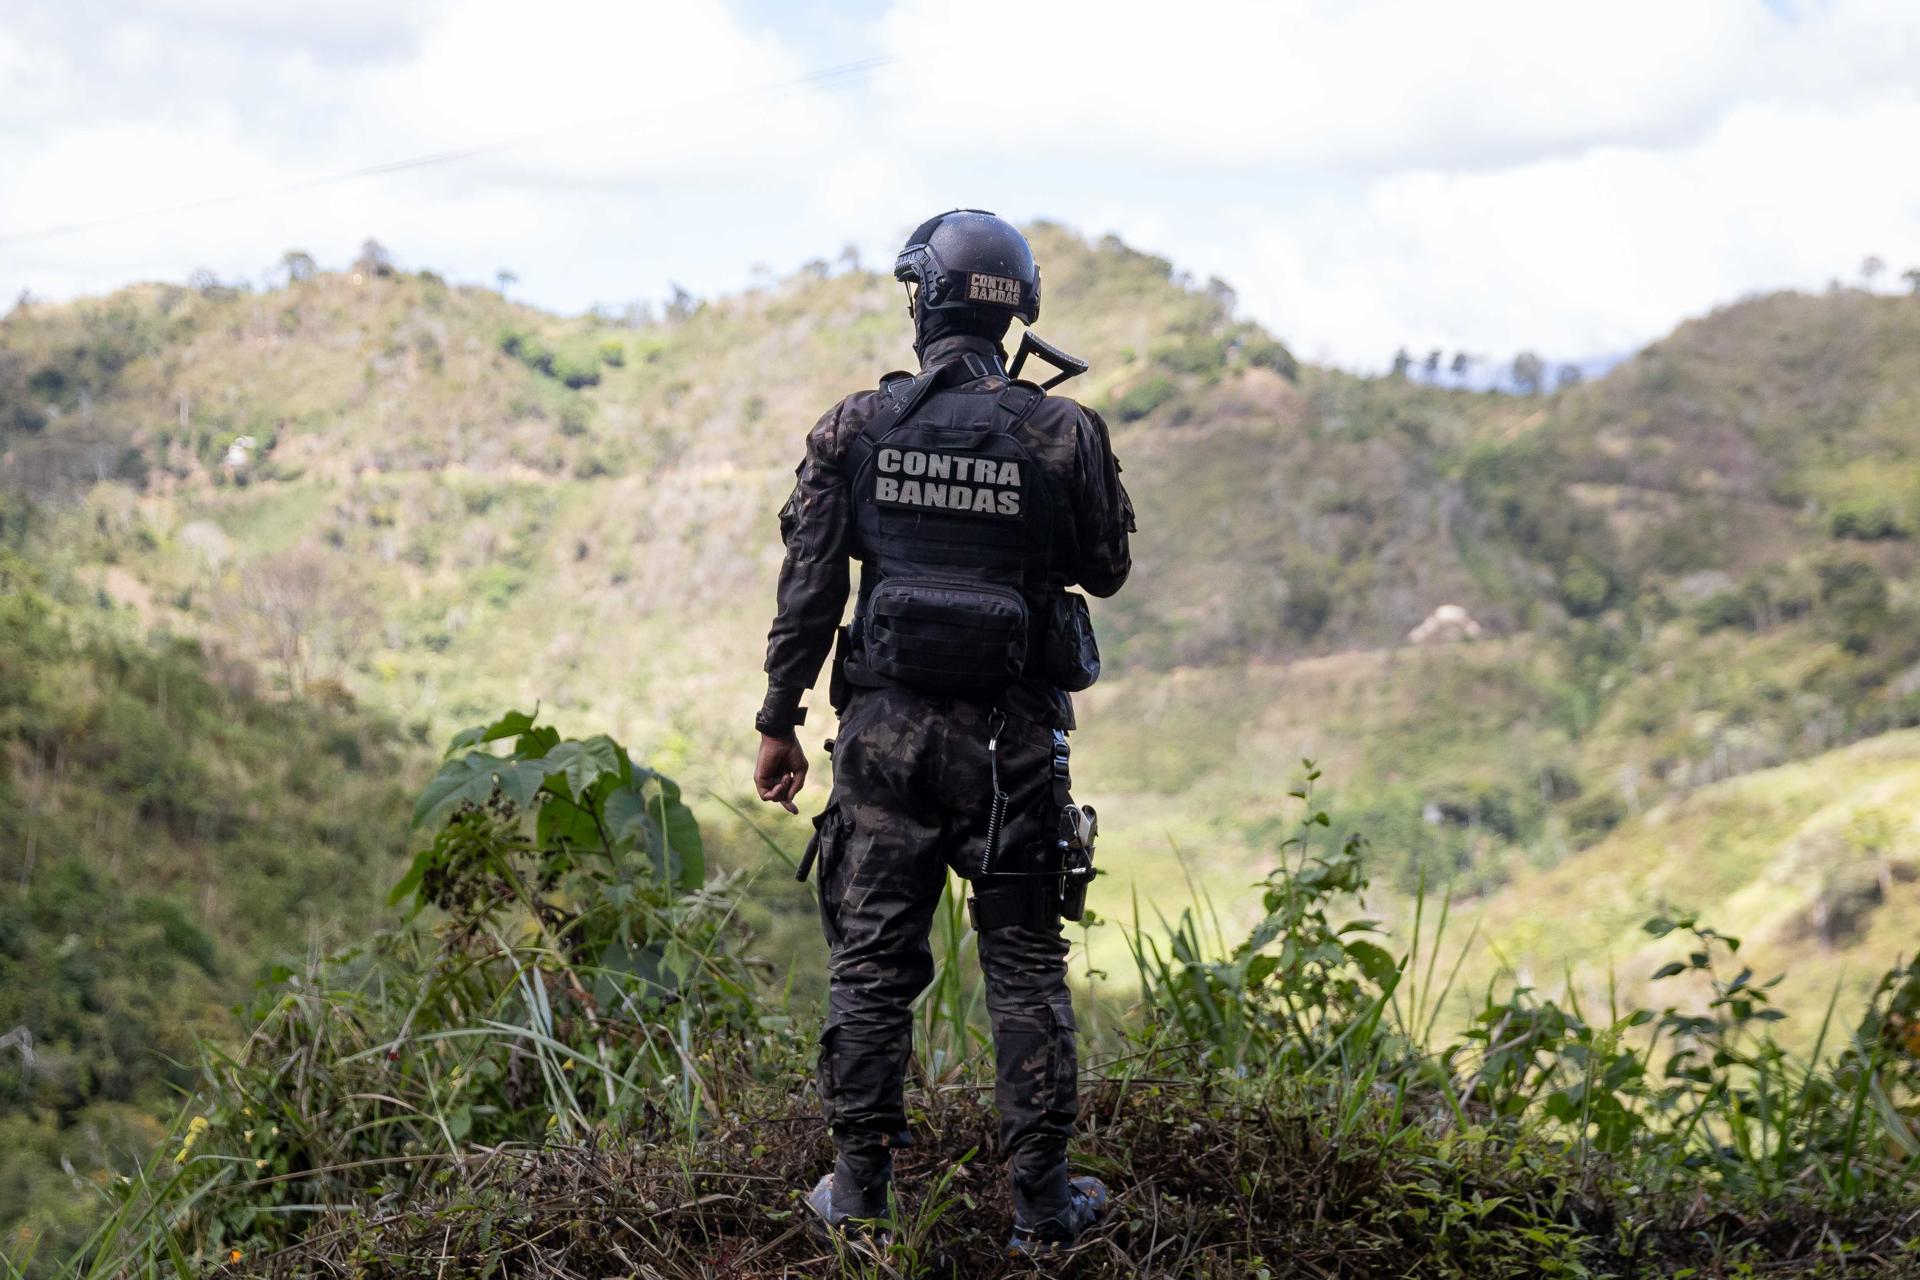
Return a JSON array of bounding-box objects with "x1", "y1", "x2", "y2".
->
[{"x1": 217, "y1": 1069, "x2": 1919, "y2": 1280}]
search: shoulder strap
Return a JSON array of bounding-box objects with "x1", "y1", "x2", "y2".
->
[
  {"x1": 850, "y1": 357, "x2": 1004, "y2": 459},
  {"x1": 995, "y1": 380, "x2": 1045, "y2": 437},
  {"x1": 845, "y1": 368, "x2": 939, "y2": 482}
]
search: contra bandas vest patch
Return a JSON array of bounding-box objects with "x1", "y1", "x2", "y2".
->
[{"x1": 870, "y1": 445, "x2": 1022, "y2": 518}]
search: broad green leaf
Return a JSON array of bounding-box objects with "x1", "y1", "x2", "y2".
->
[
  {"x1": 387, "y1": 849, "x2": 432, "y2": 906},
  {"x1": 1243, "y1": 911, "x2": 1285, "y2": 954},
  {"x1": 496, "y1": 758, "x2": 550, "y2": 811},
  {"x1": 412, "y1": 752, "x2": 508, "y2": 828},
  {"x1": 537, "y1": 791, "x2": 604, "y2": 853},
  {"x1": 446, "y1": 706, "x2": 540, "y2": 756},
  {"x1": 540, "y1": 736, "x2": 622, "y2": 801},
  {"x1": 1343, "y1": 938, "x2": 1399, "y2": 987},
  {"x1": 606, "y1": 770, "x2": 705, "y2": 889}
]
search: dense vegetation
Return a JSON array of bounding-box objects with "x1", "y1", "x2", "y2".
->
[
  {"x1": 3, "y1": 229, "x2": 1919, "y2": 1270},
  {"x1": 0, "y1": 530, "x2": 420, "y2": 1264},
  {"x1": 24, "y1": 724, "x2": 1920, "y2": 1276}
]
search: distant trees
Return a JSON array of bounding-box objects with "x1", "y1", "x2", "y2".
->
[
  {"x1": 279, "y1": 251, "x2": 317, "y2": 284},
  {"x1": 1555, "y1": 363, "x2": 1585, "y2": 391},
  {"x1": 354, "y1": 240, "x2": 396, "y2": 278},
  {"x1": 1383, "y1": 348, "x2": 1494, "y2": 389},
  {"x1": 664, "y1": 283, "x2": 700, "y2": 325},
  {"x1": 232, "y1": 547, "x2": 372, "y2": 695},
  {"x1": 496, "y1": 269, "x2": 518, "y2": 297},
  {"x1": 186, "y1": 269, "x2": 241, "y2": 300},
  {"x1": 1511, "y1": 351, "x2": 1546, "y2": 395},
  {"x1": 1903, "y1": 268, "x2": 1920, "y2": 296},
  {"x1": 1860, "y1": 255, "x2": 1885, "y2": 287},
  {"x1": 1206, "y1": 276, "x2": 1239, "y2": 316}
]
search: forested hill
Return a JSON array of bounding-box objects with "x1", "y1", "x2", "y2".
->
[
  {"x1": 2, "y1": 230, "x2": 1917, "y2": 853},
  {"x1": 3, "y1": 227, "x2": 1919, "y2": 976},
  {"x1": 3, "y1": 226, "x2": 1920, "y2": 1271}
]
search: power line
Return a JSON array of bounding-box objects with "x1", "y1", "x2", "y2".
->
[{"x1": 0, "y1": 54, "x2": 894, "y2": 248}]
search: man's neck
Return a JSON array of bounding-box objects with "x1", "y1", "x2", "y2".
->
[{"x1": 917, "y1": 331, "x2": 1005, "y2": 374}]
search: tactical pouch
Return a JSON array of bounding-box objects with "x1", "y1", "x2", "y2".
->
[
  {"x1": 862, "y1": 576, "x2": 1029, "y2": 694},
  {"x1": 829, "y1": 625, "x2": 853, "y2": 713},
  {"x1": 1041, "y1": 592, "x2": 1101, "y2": 692}
]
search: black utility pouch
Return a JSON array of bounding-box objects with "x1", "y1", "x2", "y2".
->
[
  {"x1": 1042, "y1": 591, "x2": 1101, "y2": 692},
  {"x1": 863, "y1": 577, "x2": 1030, "y2": 694},
  {"x1": 829, "y1": 625, "x2": 853, "y2": 713},
  {"x1": 796, "y1": 802, "x2": 842, "y2": 886}
]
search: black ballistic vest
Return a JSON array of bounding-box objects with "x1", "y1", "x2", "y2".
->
[{"x1": 844, "y1": 362, "x2": 1062, "y2": 697}]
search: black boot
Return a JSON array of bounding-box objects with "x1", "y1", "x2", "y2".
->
[
  {"x1": 1007, "y1": 1171, "x2": 1109, "y2": 1256},
  {"x1": 804, "y1": 1141, "x2": 893, "y2": 1239}
]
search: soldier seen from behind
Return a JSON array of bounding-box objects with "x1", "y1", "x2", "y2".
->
[{"x1": 752, "y1": 210, "x2": 1135, "y2": 1256}]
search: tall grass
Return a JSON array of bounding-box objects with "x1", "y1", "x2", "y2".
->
[{"x1": 27, "y1": 735, "x2": 1920, "y2": 1278}]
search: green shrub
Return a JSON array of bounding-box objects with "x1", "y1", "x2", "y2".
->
[
  {"x1": 1830, "y1": 498, "x2": 1911, "y2": 541},
  {"x1": 551, "y1": 350, "x2": 601, "y2": 389},
  {"x1": 1283, "y1": 572, "x2": 1333, "y2": 640},
  {"x1": 1558, "y1": 556, "x2": 1615, "y2": 618},
  {"x1": 1816, "y1": 557, "x2": 1890, "y2": 654},
  {"x1": 1113, "y1": 375, "x2": 1179, "y2": 422},
  {"x1": 1153, "y1": 334, "x2": 1231, "y2": 376},
  {"x1": 1695, "y1": 588, "x2": 1757, "y2": 633},
  {"x1": 117, "y1": 711, "x2": 754, "y2": 1261},
  {"x1": 1242, "y1": 335, "x2": 1299, "y2": 381},
  {"x1": 1566, "y1": 787, "x2": 1627, "y2": 845}
]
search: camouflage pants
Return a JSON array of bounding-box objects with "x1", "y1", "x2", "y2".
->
[{"x1": 810, "y1": 685, "x2": 1077, "y2": 1216}]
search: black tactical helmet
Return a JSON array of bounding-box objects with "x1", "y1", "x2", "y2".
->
[{"x1": 894, "y1": 209, "x2": 1040, "y2": 327}]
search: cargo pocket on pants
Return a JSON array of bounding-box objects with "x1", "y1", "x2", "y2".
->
[
  {"x1": 809, "y1": 805, "x2": 848, "y2": 947},
  {"x1": 817, "y1": 1015, "x2": 844, "y2": 1118},
  {"x1": 1045, "y1": 998, "x2": 1078, "y2": 1115}
]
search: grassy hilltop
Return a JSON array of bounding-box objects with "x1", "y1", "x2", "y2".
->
[{"x1": 2, "y1": 227, "x2": 1919, "y2": 1270}]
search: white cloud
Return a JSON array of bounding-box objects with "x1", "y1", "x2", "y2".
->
[
  {"x1": 864, "y1": 0, "x2": 1920, "y2": 363},
  {"x1": 875, "y1": 0, "x2": 1801, "y2": 169},
  {"x1": 1230, "y1": 91, "x2": 1920, "y2": 363},
  {"x1": 2, "y1": 0, "x2": 1919, "y2": 369}
]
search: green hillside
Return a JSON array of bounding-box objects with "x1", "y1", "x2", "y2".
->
[
  {"x1": 3, "y1": 228, "x2": 1920, "y2": 1272},
  {"x1": 0, "y1": 537, "x2": 419, "y2": 1260},
  {"x1": 1466, "y1": 727, "x2": 1920, "y2": 1035},
  {"x1": 4, "y1": 231, "x2": 1919, "y2": 965}
]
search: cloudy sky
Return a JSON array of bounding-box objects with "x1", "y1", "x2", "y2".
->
[{"x1": 2, "y1": 0, "x2": 1917, "y2": 369}]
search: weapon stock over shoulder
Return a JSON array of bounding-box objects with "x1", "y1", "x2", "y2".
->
[{"x1": 1009, "y1": 332, "x2": 1089, "y2": 390}]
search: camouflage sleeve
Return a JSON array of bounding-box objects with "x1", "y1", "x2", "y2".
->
[
  {"x1": 758, "y1": 398, "x2": 858, "y2": 729},
  {"x1": 1071, "y1": 406, "x2": 1134, "y2": 599}
]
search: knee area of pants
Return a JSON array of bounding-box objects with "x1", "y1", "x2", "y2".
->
[
  {"x1": 978, "y1": 926, "x2": 1067, "y2": 966},
  {"x1": 981, "y1": 971, "x2": 1071, "y2": 1010}
]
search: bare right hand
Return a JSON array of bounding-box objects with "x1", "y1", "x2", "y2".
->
[{"x1": 754, "y1": 732, "x2": 809, "y2": 814}]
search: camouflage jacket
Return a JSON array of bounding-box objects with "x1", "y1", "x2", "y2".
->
[{"x1": 760, "y1": 333, "x2": 1134, "y2": 731}]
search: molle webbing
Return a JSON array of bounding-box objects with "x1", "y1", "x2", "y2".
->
[{"x1": 846, "y1": 368, "x2": 1052, "y2": 579}]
